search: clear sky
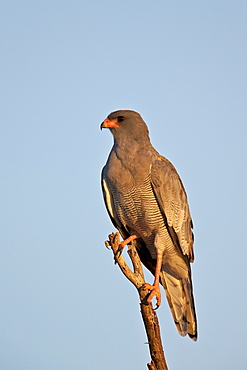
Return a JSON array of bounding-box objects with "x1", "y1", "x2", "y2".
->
[{"x1": 1, "y1": 1, "x2": 247, "y2": 369}]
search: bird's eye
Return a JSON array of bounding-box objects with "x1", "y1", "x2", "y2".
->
[{"x1": 117, "y1": 116, "x2": 124, "y2": 122}]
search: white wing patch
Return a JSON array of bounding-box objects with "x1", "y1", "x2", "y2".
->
[{"x1": 102, "y1": 179, "x2": 114, "y2": 219}]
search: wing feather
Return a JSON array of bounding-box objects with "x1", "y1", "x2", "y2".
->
[{"x1": 150, "y1": 156, "x2": 194, "y2": 262}]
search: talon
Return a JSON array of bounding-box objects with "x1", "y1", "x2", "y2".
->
[
  {"x1": 143, "y1": 283, "x2": 161, "y2": 308},
  {"x1": 105, "y1": 241, "x2": 110, "y2": 249}
]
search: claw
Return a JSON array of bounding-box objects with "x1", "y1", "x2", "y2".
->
[
  {"x1": 143, "y1": 282, "x2": 161, "y2": 308},
  {"x1": 105, "y1": 240, "x2": 110, "y2": 249}
]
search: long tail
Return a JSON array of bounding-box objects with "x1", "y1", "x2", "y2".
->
[{"x1": 160, "y1": 271, "x2": 197, "y2": 341}]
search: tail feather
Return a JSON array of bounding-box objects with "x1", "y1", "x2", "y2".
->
[{"x1": 160, "y1": 271, "x2": 197, "y2": 341}]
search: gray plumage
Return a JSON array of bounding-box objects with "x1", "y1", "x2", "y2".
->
[{"x1": 101, "y1": 110, "x2": 197, "y2": 341}]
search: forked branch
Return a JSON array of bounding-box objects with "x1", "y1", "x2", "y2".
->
[{"x1": 105, "y1": 232, "x2": 169, "y2": 370}]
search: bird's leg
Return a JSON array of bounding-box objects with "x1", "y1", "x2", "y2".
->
[
  {"x1": 114, "y1": 234, "x2": 137, "y2": 262},
  {"x1": 143, "y1": 252, "x2": 163, "y2": 309}
]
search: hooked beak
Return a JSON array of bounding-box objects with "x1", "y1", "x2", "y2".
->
[{"x1": 100, "y1": 118, "x2": 120, "y2": 130}]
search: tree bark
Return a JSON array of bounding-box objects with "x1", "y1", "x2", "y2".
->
[{"x1": 105, "y1": 232, "x2": 169, "y2": 370}]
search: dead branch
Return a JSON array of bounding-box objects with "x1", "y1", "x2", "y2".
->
[{"x1": 105, "y1": 232, "x2": 169, "y2": 370}]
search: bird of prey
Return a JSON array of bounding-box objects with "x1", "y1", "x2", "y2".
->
[{"x1": 101, "y1": 110, "x2": 197, "y2": 341}]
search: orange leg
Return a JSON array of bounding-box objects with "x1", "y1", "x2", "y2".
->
[
  {"x1": 119, "y1": 234, "x2": 137, "y2": 249},
  {"x1": 114, "y1": 234, "x2": 137, "y2": 261},
  {"x1": 144, "y1": 252, "x2": 163, "y2": 309}
]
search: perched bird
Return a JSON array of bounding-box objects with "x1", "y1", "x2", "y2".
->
[{"x1": 101, "y1": 110, "x2": 197, "y2": 341}]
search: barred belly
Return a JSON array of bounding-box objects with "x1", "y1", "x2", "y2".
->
[{"x1": 112, "y1": 176, "x2": 171, "y2": 258}]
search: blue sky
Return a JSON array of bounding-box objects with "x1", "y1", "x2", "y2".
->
[{"x1": 1, "y1": 1, "x2": 247, "y2": 369}]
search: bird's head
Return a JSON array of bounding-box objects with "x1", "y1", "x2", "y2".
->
[{"x1": 100, "y1": 110, "x2": 150, "y2": 143}]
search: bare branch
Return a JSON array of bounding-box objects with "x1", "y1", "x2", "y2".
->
[{"x1": 105, "y1": 232, "x2": 169, "y2": 370}]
